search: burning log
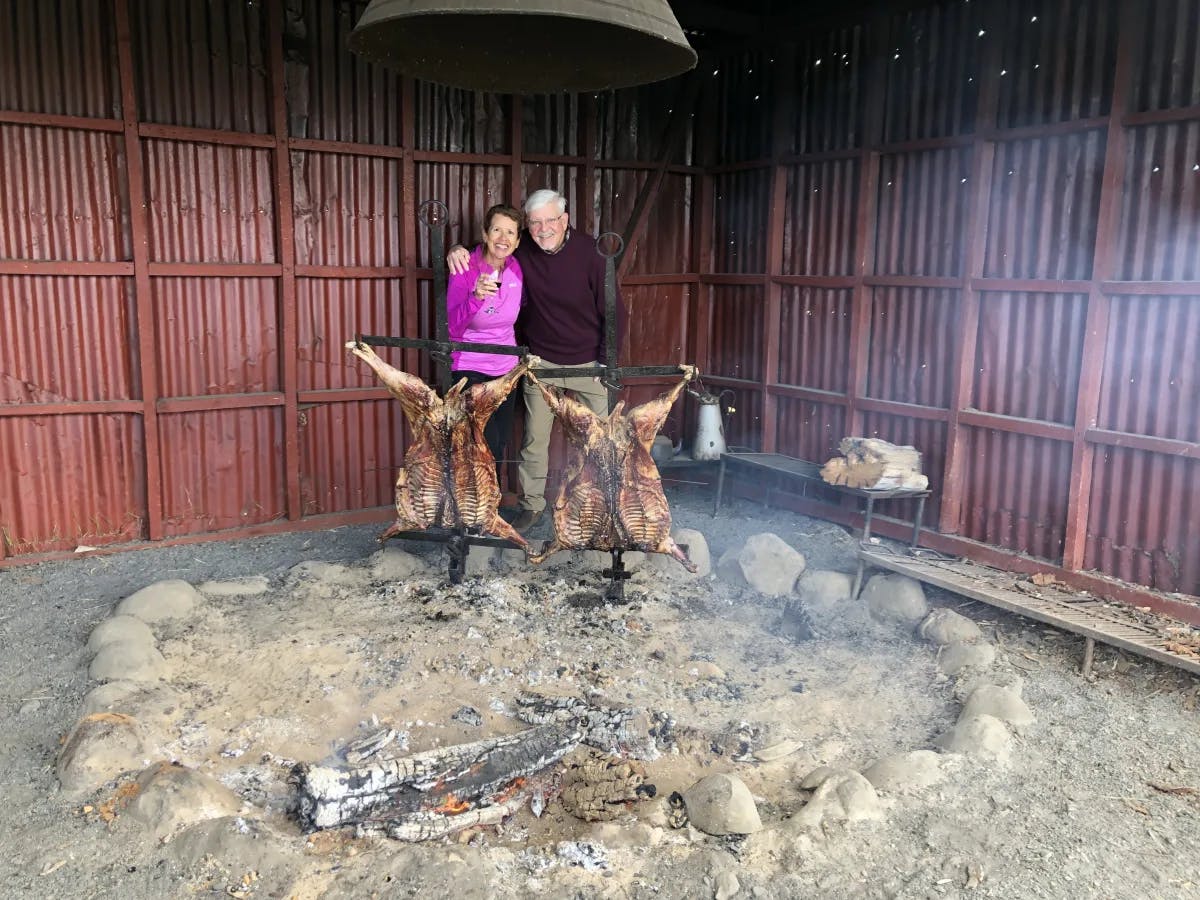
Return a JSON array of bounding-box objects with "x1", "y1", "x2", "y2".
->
[
  {"x1": 293, "y1": 693, "x2": 656, "y2": 840},
  {"x1": 820, "y1": 437, "x2": 928, "y2": 491},
  {"x1": 294, "y1": 722, "x2": 580, "y2": 838}
]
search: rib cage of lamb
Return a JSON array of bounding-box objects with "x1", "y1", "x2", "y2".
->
[
  {"x1": 346, "y1": 340, "x2": 534, "y2": 548},
  {"x1": 528, "y1": 365, "x2": 698, "y2": 571}
]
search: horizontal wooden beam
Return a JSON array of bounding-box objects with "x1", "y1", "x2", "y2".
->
[
  {"x1": 0, "y1": 400, "x2": 142, "y2": 417},
  {"x1": 1123, "y1": 104, "x2": 1200, "y2": 127},
  {"x1": 146, "y1": 262, "x2": 282, "y2": 277},
  {"x1": 767, "y1": 383, "x2": 850, "y2": 405},
  {"x1": 0, "y1": 260, "x2": 134, "y2": 276},
  {"x1": 865, "y1": 275, "x2": 962, "y2": 289},
  {"x1": 0, "y1": 110, "x2": 122, "y2": 131},
  {"x1": 979, "y1": 116, "x2": 1109, "y2": 142},
  {"x1": 1086, "y1": 428, "x2": 1200, "y2": 459},
  {"x1": 1100, "y1": 280, "x2": 1200, "y2": 296},
  {"x1": 773, "y1": 275, "x2": 857, "y2": 288},
  {"x1": 700, "y1": 273, "x2": 768, "y2": 285},
  {"x1": 139, "y1": 122, "x2": 275, "y2": 148},
  {"x1": 971, "y1": 277, "x2": 1091, "y2": 294},
  {"x1": 289, "y1": 137, "x2": 404, "y2": 159},
  {"x1": 854, "y1": 396, "x2": 951, "y2": 422},
  {"x1": 156, "y1": 392, "x2": 285, "y2": 414},
  {"x1": 296, "y1": 265, "x2": 406, "y2": 279},
  {"x1": 621, "y1": 274, "x2": 700, "y2": 285},
  {"x1": 297, "y1": 388, "x2": 391, "y2": 404},
  {"x1": 958, "y1": 409, "x2": 1074, "y2": 441}
]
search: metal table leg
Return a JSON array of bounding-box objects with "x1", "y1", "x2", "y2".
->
[
  {"x1": 713, "y1": 456, "x2": 727, "y2": 516},
  {"x1": 861, "y1": 495, "x2": 876, "y2": 543},
  {"x1": 910, "y1": 495, "x2": 927, "y2": 549},
  {"x1": 851, "y1": 556, "x2": 866, "y2": 601}
]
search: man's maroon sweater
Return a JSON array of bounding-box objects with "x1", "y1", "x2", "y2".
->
[{"x1": 511, "y1": 229, "x2": 625, "y2": 365}]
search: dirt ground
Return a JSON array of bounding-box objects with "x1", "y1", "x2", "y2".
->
[{"x1": 2, "y1": 482, "x2": 1199, "y2": 900}]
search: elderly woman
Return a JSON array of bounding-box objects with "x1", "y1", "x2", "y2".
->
[{"x1": 446, "y1": 203, "x2": 525, "y2": 469}]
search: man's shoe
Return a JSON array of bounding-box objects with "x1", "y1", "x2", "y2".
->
[{"x1": 511, "y1": 508, "x2": 544, "y2": 533}]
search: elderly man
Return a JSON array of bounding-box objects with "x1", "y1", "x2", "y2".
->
[{"x1": 448, "y1": 189, "x2": 624, "y2": 533}]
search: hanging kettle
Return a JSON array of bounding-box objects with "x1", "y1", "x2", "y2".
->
[{"x1": 688, "y1": 387, "x2": 735, "y2": 461}]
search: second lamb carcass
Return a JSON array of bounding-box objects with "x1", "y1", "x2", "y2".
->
[
  {"x1": 527, "y1": 365, "x2": 698, "y2": 571},
  {"x1": 346, "y1": 340, "x2": 534, "y2": 548}
]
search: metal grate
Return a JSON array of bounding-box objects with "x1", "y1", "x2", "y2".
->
[{"x1": 858, "y1": 548, "x2": 1200, "y2": 677}]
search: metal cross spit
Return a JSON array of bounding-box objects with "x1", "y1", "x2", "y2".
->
[{"x1": 361, "y1": 199, "x2": 688, "y2": 600}]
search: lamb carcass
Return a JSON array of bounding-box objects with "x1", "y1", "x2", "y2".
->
[
  {"x1": 345, "y1": 340, "x2": 534, "y2": 548},
  {"x1": 527, "y1": 365, "x2": 698, "y2": 571}
]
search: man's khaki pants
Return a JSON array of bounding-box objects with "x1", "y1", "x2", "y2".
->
[{"x1": 518, "y1": 361, "x2": 610, "y2": 514}]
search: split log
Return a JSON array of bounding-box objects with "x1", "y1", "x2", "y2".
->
[{"x1": 821, "y1": 437, "x2": 928, "y2": 491}]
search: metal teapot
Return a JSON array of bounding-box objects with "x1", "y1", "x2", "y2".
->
[{"x1": 688, "y1": 387, "x2": 735, "y2": 461}]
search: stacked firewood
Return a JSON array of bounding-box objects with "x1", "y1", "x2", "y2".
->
[{"x1": 820, "y1": 437, "x2": 929, "y2": 491}]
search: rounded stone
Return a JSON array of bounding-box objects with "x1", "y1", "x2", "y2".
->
[
  {"x1": 738, "y1": 533, "x2": 806, "y2": 597},
  {"x1": 960, "y1": 684, "x2": 1035, "y2": 730},
  {"x1": 715, "y1": 870, "x2": 741, "y2": 900},
  {"x1": 129, "y1": 762, "x2": 243, "y2": 838},
  {"x1": 935, "y1": 713, "x2": 1012, "y2": 763},
  {"x1": 862, "y1": 750, "x2": 943, "y2": 794},
  {"x1": 682, "y1": 773, "x2": 762, "y2": 836},
  {"x1": 794, "y1": 570, "x2": 853, "y2": 615},
  {"x1": 89, "y1": 641, "x2": 167, "y2": 683},
  {"x1": 86, "y1": 615, "x2": 156, "y2": 654},
  {"x1": 370, "y1": 547, "x2": 427, "y2": 581},
  {"x1": 792, "y1": 770, "x2": 883, "y2": 829},
  {"x1": 919, "y1": 609, "x2": 983, "y2": 646},
  {"x1": 716, "y1": 548, "x2": 749, "y2": 588},
  {"x1": 863, "y1": 574, "x2": 928, "y2": 625},
  {"x1": 646, "y1": 527, "x2": 712, "y2": 579},
  {"x1": 56, "y1": 713, "x2": 147, "y2": 796},
  {"x1": 289, "y1": 560, "x2": 365, "y2": 585},
  {"x1": 798, "y1": 765, "x2": 840, "y2": 790},
  {"x1": 197, "y1": 575, "x2": 269, "y2": 597},
  {"x1": 83, "y1": 680, "x2": 182, "y2": 725},
  {"x1": 115, "y1": 580, "x2": 202, "y2": 624},
  {"x1": 938, "y1": 641, "x2": 996, "y2": 675}
]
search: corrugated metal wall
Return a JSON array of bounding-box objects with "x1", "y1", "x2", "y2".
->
[
  {"x1": 0, "y1": 0, "x2": 696, "y2": 560},
  {"x1": 2, "y1": 0, "x2": 1196, "y2": 602},
  {"x1": 699, "y1": 0, "x2": 1199, "y2": 598}
]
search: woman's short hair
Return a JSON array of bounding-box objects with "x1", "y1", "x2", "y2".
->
[
  {"x1": 524, "y1": 189, "x2": 567, "y2": 217},
  {"x1": 483, "y1": 204, "x2": 523, "y2": 232}
]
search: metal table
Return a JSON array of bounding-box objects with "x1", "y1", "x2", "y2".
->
[{"x1": 713, "y1": 450, "x2": 930, "y2": 548}]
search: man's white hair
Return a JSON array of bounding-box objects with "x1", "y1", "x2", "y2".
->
[{"x1": 525, "y1": 189, "x2": 567, "y2": 217}]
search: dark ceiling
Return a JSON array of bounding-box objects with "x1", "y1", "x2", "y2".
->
[{"x1": 669, "y1": 0, "x2": 927, "y2": 51}]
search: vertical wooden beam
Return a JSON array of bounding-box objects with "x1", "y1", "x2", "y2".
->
[
  {"x1": 845, "y1": 16, "x2": 889, "y2": 440},
  {"x1": 267, "y1": 0, "x2": 301, "y2": 520},
  {"x1": 583, "y1": 94, "x2": 597, "y2": 237},
  {"x1": 1062, "y1": 0, "x2": 1137, "y2": 570},
  {"x1": 694, "y1": 58, "x2": 720, "y2": 391},
  {"x1": 693, "y1": 135, "x2": 715, "y2": 380},
  {"x1": 937, "y1": 3, "x2": 1003, "y2": 534},
  {"x1": 762, "y1": 46, "x2": 796, "y2": 453},
  {"x1": 114, "y1": 0, "x2": 164, "y2": 541},
  {"x1": 618, "y1": 71, "x2": 705, "y2": 279},
  {"x1": 509, "y1": 94, "x2": 523, "y2": 207},
  {"x1": 400, "y1": 76, "x2": 420, "y2": 376}
]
